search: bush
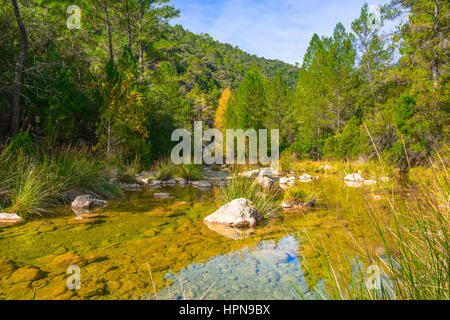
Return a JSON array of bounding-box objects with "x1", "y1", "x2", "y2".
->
[
  {"x1": 175, "y1": 164, "x2": 204, "y2": 181},
  {"x1": 0, "y1": 143, "x2": 119, "y2": 218},
  {"x1": 151, "y1": 158, "x2": 176, "y2": 181}
]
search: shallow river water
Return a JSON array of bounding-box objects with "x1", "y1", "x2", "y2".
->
[{"x1": 0, "y1": 175, "x2": 395, "y2": 300}]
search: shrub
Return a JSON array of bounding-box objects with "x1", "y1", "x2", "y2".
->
[
  {"x1": 151, "y1": 158, "x2": 176, "y2": 181},
  {"x1": 175, "y1": 164, "x2": 204, "y2": 181},
  {"x1": 284, "y1": 183, "x2": 318, "y2": 206}
]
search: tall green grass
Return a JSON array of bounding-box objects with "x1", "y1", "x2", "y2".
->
[
  {"x1": 0, "y1": 144, "x2": 119, "y2": 218},
  {"x1": 284, "y1": 183, "x2": 319, "y2": 207},
  {"x1": 295, "y1": 158, "x2": 448, "y2": 300},
  {"x1": 215, "y1": 173, "x2": 281, "y2": 217},
  {"x1": 175, "y1": 164, "x2": 204, "y2": 181},
  {"x1": 151, "y1": 157, "x2": 176, "y2": 181}
]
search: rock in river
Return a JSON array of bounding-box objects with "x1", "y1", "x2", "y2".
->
[
  {"x1": 71, "y1": 195, "x2": 108, "y2": 210},
  {"x1": 204, "y1": 198, "x2": 262, "y2": 228},
  {"x1": 0, "y1": 212, "x2": 23, "y2": 222},
  {"x1": 344, "y1": 173, "x2": 364, "y2": 182},
  {"x1": 256, "y1": 176, "x2": 275, "y2": 190},
  {"x1": 191, "y1": 180, "x2": 212, "y2": 189}
]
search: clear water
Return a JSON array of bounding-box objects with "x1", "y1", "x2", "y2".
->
[{"x1": 0, "y1": 175, "x2": 393, "y2": 300}]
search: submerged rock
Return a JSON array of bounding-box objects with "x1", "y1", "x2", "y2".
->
[
  {"x1": 204, "y1": 198, "x2": 262, "y2": 228},
  {"x1": 10, "y1": 266, "x2": 44, "y2": 283},
  {"x1": 204, "y1": 222, "x2": 255, "y2": 240},
  {"x1": 0, "y1": 213, "x2": 23, "y2": 222},
  {"x1": 71, "y1": 195, "x2": 108, "y2": 210}
]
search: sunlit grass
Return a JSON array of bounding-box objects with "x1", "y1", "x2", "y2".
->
[
  {"x1": 214, "y1": 172, "x2": 281, "y2": 217},
  {"x1": 293, "y1": 156, "x2": 449, "y2": 300},
  {"x1": 0, "y1": 143, "x2": 119, "y2": 218}
]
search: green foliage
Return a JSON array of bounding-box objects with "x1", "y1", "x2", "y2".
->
[
  {"x1": 284, "y1": 184, "x2": 318, "y2": 206},
  {"x1": 0, "y1": 143, "x2": 119, "y2": 218},
  {"x1": 225, "y1": 66, "x2": 267, "y2": 129},
  {"x1": 151, "y1": 158, "x2": 176, "y2": 181},
  {"x1": 175, "y1": 164, "x2": 204, "y2": 181},
  {"x1": 323, "y1": 117, "x2": 369, "y2": 160}
]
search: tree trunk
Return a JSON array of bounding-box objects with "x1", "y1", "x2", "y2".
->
[
  {"x1": 10, "y1": 0, "x2": 29, "y2": 135},
  {"x1": 125, "y1": 0, "x2": 132, "y2": 53},
  {"x1": 107, "y1": 120, "x2": 111, "y2": 157},
  {"x1": 104, "y1": 3, "x2": 114, "y2": 63},
  {"x1": 432, "y1": 0, "x2": 440, "y2": 88}
]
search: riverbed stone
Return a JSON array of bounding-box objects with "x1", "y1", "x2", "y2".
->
[
  {"x1": 149, "y1": 180, "x2": 162, "y2": 187},
  {"x1": 175, "y1": 178, "x2": 187, "y2": 185},
  {"x1": 259, "y1": 168, "x2": 273, "y2": 177},
  {"x1": 281, "y1": 201, "x2": 292, "y2": 209},
  {"x1": 118, "y1": 182, "x2": 142, "y2": 190},
  {"x1": 191, "y1": 180, "x2": 212, "y2": 189},
  {"x1": 163, "y1": 179, "x2": 177, "y2": 186},
  {"x1": 204, "y1": 222, "x2": 255, "y2": 240},
  {"x1": 298, "y1": 174, "x2": 313, "y2": 181},
  {"x1": 71, "y1": 195, "x2": 108, "y2": 210},
  {"x1": 256, "y1": 176, "x2": 275, "y2": 190},
  {"x1": 239, "y1": 170, "x2": 259, "y2": 178},
  {"x1": 0, "y1": 212, "x2": 23, "y2": 222},
  {"x1": 48, "y1": 253, "x2": 86, "y2": 270},
  {"x1": 344, "y1": 173, "x2": 364, "y2": 182},
  {"x1": 204, "y1": 198, "x2": 262, "y2": 228},
  {"x1": 10, "y1": 266, "x2": 44, "y2": 283},
  {"x1": 0, "y1": 260, "x2": 17, "y2": 277}
]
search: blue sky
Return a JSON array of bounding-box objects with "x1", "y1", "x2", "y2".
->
[{"x1": 170, "y1": 0, "x2": 393, "y2": 65}]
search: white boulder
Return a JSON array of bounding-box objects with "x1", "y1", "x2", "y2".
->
[
  {"x1": 204, "y1": 198, "x2": 262, "y2": 228},
  {"x1": 192, "y1": 180, "x2": 212, "y2": 189},
  {"x1": 0, "y1": 213, "x2": 23, "y2": 222},
  {"x1": 344, "y1": 173, "x2": 364, "y2": 182},
  {"x1": 71, "y1": 195, "x2": 108, "y2": 210}
]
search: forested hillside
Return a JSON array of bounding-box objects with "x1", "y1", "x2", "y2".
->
[
  {"x1": 0, "y1": 0, "x2": 297, "y2": 164},
  {"x1": 223, "y1": 1, "x2": 448, "y2": 168},
  {"x1": 1, "y1": 0, "x2": 448, "y2": 169}
]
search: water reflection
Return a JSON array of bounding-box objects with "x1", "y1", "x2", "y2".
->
[{"x1": 144, "y1": 235, "x2": 317, "y2": 300}]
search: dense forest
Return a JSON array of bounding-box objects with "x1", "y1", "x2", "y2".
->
[
  {"x1": 0, "y1": 0, "x2": 448, "y2": 169},
  {"x1": 0, "y1": 0, "x2": 298, "y2": 165}
]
